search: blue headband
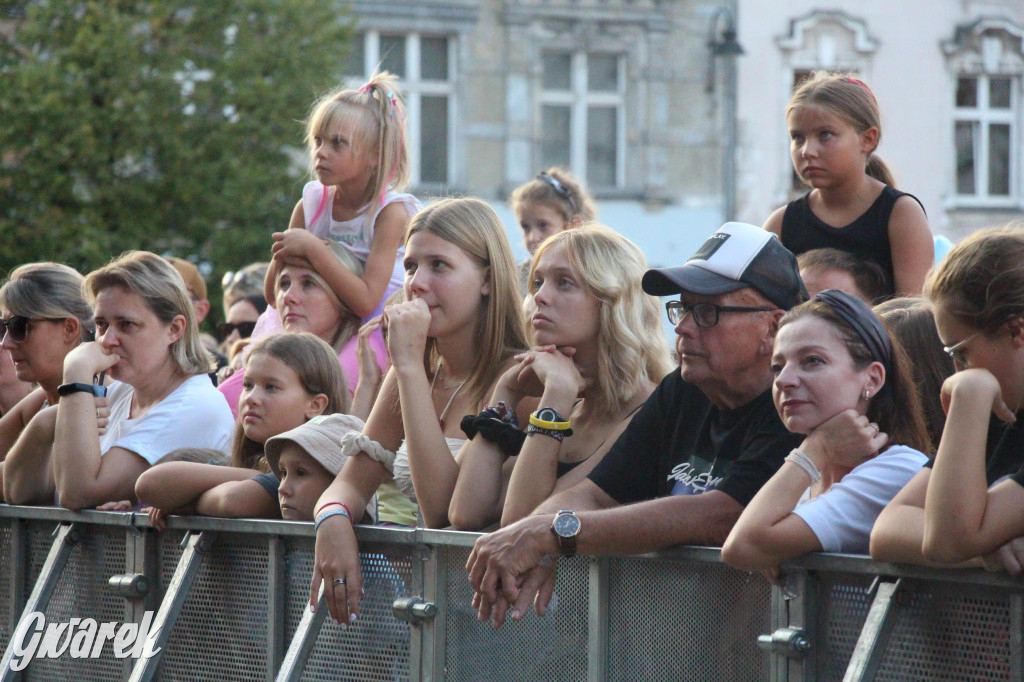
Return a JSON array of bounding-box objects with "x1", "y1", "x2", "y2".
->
[{"x1": 814, "y1": 289, "x2": 892, "y2": 370}]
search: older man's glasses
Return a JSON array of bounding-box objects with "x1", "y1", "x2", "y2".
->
[
  {"x1": 0, "y1": 315, "x2": 65, "y2": 343},
  {"x1": 665, "y1": 301, "x2": 773, "y2": 328}
]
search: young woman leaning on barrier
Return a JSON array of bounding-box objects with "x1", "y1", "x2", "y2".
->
[
  {"x1": 871, "y1": 227, "x2": 1024, "y2": 570},
  {"x1": 722, "y1": 289, "x2": 930, "y2": 575},
  {"x1": 308, "y1": 197, "x2": 528, "y2": 626},
  {"x1": 448, "y1": 225, "x2": 671, "y2": 530},
  {"x1": 3, "y1": 252, "x2": 234, "y2": 510}
]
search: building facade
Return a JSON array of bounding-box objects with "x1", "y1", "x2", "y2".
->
[
  {"x1": 345, "y1": 0, "x2": 1024, "y2": 259},
  {"x1": 738, "y1": 1, "x2": 1024, "y2": 241}
]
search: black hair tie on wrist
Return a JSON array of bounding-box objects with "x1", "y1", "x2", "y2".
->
[{"x1": 460, "y1": 415, "x2": 526, "y2": 459}]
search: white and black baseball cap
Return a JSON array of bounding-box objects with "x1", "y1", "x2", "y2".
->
[{"x1": 642, "y1": 222, "x2": 807, "y2": 310}]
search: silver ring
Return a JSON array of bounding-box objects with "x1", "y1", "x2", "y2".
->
[
  {"x1": 333, "y1": 578, "x2": 346, "y2": 586},
  {"x1": 869, "y1": 423, "x2": 879, "y2": 437}
]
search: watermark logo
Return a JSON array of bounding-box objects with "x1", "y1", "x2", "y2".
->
[{"x1": 8, "y1": 611, "x2": 161, "y2": 671}]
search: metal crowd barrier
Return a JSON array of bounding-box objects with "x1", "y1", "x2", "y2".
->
[{"x1": 0, "y1": 505, "x2": 1022, "y2": 681}]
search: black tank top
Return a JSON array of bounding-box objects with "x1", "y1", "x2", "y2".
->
[{"x1": 780, "y1": 185, "x2": 923, "y2": 298}]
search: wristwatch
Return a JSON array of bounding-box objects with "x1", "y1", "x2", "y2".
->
[
  {"x1": 57, "y1": 382, "x2": 107, "y2": 398},
  {"x1": 551, "y1": 509, "x2": 581, "y2": 558}
]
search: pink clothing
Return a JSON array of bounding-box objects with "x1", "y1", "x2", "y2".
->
[{"x1": 217, "y1": 329, "x2": 389, "y2": 418}]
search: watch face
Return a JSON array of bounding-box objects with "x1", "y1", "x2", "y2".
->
[{"x1": 553, "y1": 513, "x2": 580, "y2": 538}]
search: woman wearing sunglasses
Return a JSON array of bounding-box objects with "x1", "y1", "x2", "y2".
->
[
  {"x1": 217, "y1": 293, "x2": 267, "y2": 361},
  {"x1": 0, "y1": 264, "x2": 95, "y2": 481},
  {"x1": 3, "y1": 252, "x2": 234, "y2": 509}
]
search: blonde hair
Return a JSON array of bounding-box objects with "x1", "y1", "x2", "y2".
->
[
  {"x1": 230, "y1": 332, "x2": 349, "y2": 469},
  {"x1": 274, "y1": 242, "x2": 363, "y2": 353},
  {"x1": 305, "y1": 70, "x2": 409, "y2": 209},
  {"x1": 509, "y1": 167, "x2": 597, "y2": 224},
  {"x1": 84, "y1": 251, "x2": 211, "y2": 375},
  {"x1": 530, "y1": 225, "x2": 673, "y2": 415},
  {"x1": 0, "y1": 262, "x2": 94, "y2": 342},
  {"x1": 925, "y1": 225, "x2": 1024, "y2": 335},
  {"x1": 406, "y1": 197, "x2": 528, "y2": 406},
  {"x1": 788, "y1": 71, "x2": 895, "y2": 187}
]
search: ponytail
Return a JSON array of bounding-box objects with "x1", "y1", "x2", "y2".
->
[{"x1": 866, "y1": 156, "x2": 896, "y2": 188}]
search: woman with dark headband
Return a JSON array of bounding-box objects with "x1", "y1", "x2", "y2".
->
[
  {"x1": 722, "y1": 289, "x2": 930, "y2": 573},
  {"x1": 0, "y1": 263, "x2": 95, "y2": 472},
  {"x1": 509, "y1": 167, "x2": 596, "y2": 296}
]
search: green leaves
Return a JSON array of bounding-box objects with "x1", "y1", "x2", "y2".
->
[{"x1": 0, "y1": 0, "x2": 352, "y2": 307}]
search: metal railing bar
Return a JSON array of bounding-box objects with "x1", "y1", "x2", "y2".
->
[
  {"x1": 787, "y1": 552, "x2": 1024, "y2": 589},
  {"x1": 2, "y1": 506, "x2": 1024, "y2": 592}
]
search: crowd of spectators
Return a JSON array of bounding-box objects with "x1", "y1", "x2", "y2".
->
[{"x1": 3, "y1": 68, "x2": 1024, "y2": 645}]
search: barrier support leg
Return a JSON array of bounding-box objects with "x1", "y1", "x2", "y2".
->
[
  {"x1": 0, "y1": 522, "x2": 82, "y2": 681},
  {"x1": 274, "y1": 587, "x2": 330, "y2": 682},
  {"x1": 127, "y1": 530, "x2": 217, "y2": 682},
  {"x1": 842, "y1": 578, "x2": 903, "y2": 682}
]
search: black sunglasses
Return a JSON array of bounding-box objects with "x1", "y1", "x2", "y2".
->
[
  {"x1": 217, "y1": 321, "x2": 257, "y2": 341},
  {"x1": 0, "y1": 315, "x2": 66, "y2": 343}
]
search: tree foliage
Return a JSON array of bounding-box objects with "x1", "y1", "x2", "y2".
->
[{"x1": 0, "y1": 0, "x2": 351, "y2": 298}]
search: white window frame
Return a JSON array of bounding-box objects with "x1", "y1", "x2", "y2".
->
[
  {"x1": 539, "y1": 51, "x2": 626, "y2": 189},
  {"x1": 952, "y1": 73, "x2": 1019, "y2": 208},
  {"x1": 352, "y1": 31, "x2": 457, "y2": 188}
]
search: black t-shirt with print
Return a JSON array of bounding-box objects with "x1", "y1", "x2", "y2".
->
[{"x1": 588, "y1": 370, "x2": 802, "y2": 506}]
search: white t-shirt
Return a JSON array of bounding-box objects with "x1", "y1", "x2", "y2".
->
[
  {"x1": 301, "y1": 181, "x2": 422, "y2": 297},
  {"x1": 792, "y1": 444, "x2": 928, "y2": 554},
  {"x1": 99, "y1": 375, "x2": 234, "y2": 465}
]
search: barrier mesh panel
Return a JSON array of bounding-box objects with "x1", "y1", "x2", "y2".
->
[
  {"x1": 22, "y1": 522, "x2": 127, "y2": 680},
  {"x1": 156, "y1": 531, "x2": 271, "y2": 681},
  {"x1": 816, "y1": 573, "x2": 875, "y2": 680},
  {"x1": 815, "y1": 575, "x2": 1017, "y2": 681},
  {"x1": 442, "y1": 546, "x2": 589, "y2": 681},
  {"x1": 607, "y1": 558, "x2": 771, "y2": 681},
  {"x1": 0, "y1": 523, "x2": 13, "y2": 654},
  {"x1": 879, "y1": 583, "x2": 1012, "y2": 681},
  {"x1": 283, "y1": 538, "x2": 413, "y2": 681}
]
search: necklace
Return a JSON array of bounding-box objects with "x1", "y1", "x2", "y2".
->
[{"x1": 431, "y1": 359, "x2": 467, "y2": 431}]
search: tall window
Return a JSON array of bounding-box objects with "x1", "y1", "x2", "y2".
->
[
  {"x1": 954, "y1": 74, "x2": 1017, "y2": 204},
  {"x1": 345, "y1": 32, "x2": 454, "y2": 187},
  {"x1": 540, "y1": 51, "x2": 624, "y2": 188}
]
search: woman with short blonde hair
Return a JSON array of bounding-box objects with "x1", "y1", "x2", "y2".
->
[
  {"x1": 450, "y1": 224, "x2": 672, "y2": 530},
  {"x1": 3, "y1": 251, "x2": 234, "y2": 510}
]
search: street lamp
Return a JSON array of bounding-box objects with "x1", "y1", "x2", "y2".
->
[{"x1": 707, "y1": 6, "x2": 744, "y2": 222}]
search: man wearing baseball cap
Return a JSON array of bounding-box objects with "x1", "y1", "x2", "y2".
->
[{"x1": 468, "y1": 223, "x2": 808, "y2": 625}]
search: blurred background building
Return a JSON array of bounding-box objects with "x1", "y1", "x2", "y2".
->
[{"x1": 345, "y1": 0, "x2": 1023, "y2": 265}]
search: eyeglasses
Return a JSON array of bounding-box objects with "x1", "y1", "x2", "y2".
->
[
  {"x1": 217, "y1": 321, "x2": 257, "y2": 341},
  {"x1": 0, "y1": 315, "x2": 65, "y2": 343},
  {"x1": 943, "y1": 331, "x2": 979, "y2": 367},
  {"x1": 665, "y1": 301, "x2": 773, "y2": 328},
  {"x1": 536, "y1": 172, "x2": 577, "y2": 213}
]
